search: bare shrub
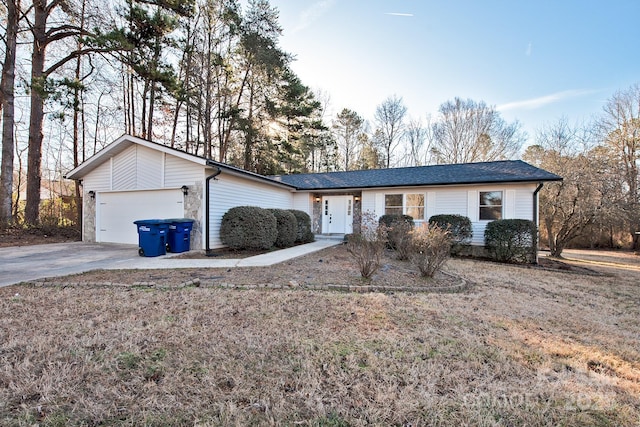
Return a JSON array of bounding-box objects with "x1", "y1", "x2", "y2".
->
[
  {"x1": 379, "y1": 214, "x2": 414, "y2": 260},
  {"x1": 347, "y1": 211, "x2": 388, "y2": 279},
  {"x1": 409, "y1": 223, "x2": 452, "y2": 277}
]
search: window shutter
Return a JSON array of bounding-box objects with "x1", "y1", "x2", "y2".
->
[
  {"x1": 505, "y1": 189, "x2": 516, "y2": 219},
  {"x1": 426, "y1": 191, "x2": 436, "y2": 221},
  {"x1": 467, "y1": 190, "x2": 478, "y2": 222},
  {"x1": 374, "y1": 193, "x2": 384, "y2": 217}
]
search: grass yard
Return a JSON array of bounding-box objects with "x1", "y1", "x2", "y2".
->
[{"x1": 0, "y1": 247, "x2": 639, "y2": 426}]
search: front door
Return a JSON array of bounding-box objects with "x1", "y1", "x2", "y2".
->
[{"x1": 322, "y1": 195, "x2": 353, "y2": 234}]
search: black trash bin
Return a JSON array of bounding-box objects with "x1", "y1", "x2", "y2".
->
[
  {"x1": 166, "y1": 218, "x2": 195, "y2": 253},
  {"x1": 133, "y1": 219, "x2": 170, "y2": 257}
]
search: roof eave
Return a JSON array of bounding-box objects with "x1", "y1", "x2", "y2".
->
[
  {"x1": 206, "y1": 160, "x2": 297, "y2": 190},
  {"x1": 290, "y1": 177, "x2": 563, "y2": 191}
]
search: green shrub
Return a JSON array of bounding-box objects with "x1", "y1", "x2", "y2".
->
[
  {"x1": 409, "y1": 223, "x2": 452, "y2": 278},
  {"x1": 220, "y1": 206, "x2": 277, "y2": 250},
  {"x1": 484, "y1": 219, "x2": 537, "y2": 263},
  {"x1": 428, "y1": 214, "x2": 472, "y2": 245},
  {"x1": 378, "y1": 214, "x2": 414, "y2": 228},
  {"x1": 288, "y1": 209, "x2": 314, "y2": 243},
  {"x1": 268, "y1": 208, "x2": 297, "y2": 248}
]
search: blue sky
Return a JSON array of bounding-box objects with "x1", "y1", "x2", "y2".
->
[{"x1": 268, "y1": 0, "x2": 640, "y2": 143}]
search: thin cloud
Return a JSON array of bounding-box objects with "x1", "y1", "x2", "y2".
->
[
  {"x1": 525, "y1": 42, "x2": 532, "y2": 56},
  {"x1": 497, "y1": 89, "x2": 598, "y2": 112},
  {"x1": 291, "y1": 0, "x2": 336, "y2": 34},
  {"x1": 385, "y1": 12, "x2": 414, "y2": 17}
]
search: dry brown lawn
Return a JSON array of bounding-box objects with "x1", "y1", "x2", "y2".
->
[{"x1": 1, "y1": 246, "x2": 639, "y2": 426}]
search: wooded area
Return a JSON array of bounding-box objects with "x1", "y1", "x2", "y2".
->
[{"x1": 0, "y1": 0, "x2": 638, "y2": 255}]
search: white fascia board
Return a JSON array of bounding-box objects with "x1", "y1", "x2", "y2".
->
[{"x1": 65, "y1": 134, "x2": 208, "y2": 180}]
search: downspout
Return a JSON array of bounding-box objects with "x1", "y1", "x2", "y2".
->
[
  {"x1": 205, "y1": 166, "x2": 222, "y2": 256},
  {"x1": 533, "y1": 183, "x2": 544, "y2": 264}
]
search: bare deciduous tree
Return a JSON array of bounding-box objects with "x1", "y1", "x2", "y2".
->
[
  {"x1": 597, "y1": 83, "x2": 640, "y2": 249},
  {"x1": 431, "y1": 97, "x2": 524, "y2": 164},
  {"x1": 523, "y1": 118, "x2": 603, "y2": 257},
  {"x1": 374, "y1": 94, "x2": 406, "y2": 168},
  {"x1": 0, "y1": 0, "x2": 20, "y2": 226}
]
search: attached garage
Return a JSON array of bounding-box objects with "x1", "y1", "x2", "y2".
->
[
  {"x1": 96, "y1": 189, "x2": 184, "y2": 244},
  {"x1": 65, "y1": 135, "x2": 298, "y2": 250}
]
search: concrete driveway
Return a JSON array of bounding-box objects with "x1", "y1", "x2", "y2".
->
[
  {"x1": 0, "y1": 242, "x2": 142, "y2": 287},
  {"x1": 0, "y1": 239, "x2": 343, "y2": 287}
]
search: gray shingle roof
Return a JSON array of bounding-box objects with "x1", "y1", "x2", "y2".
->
[{"x1": 270, "y1": 160, "x2": 562, "y2": 190}]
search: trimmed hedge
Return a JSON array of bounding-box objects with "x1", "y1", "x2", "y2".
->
[
  {"x1": 484, "y1": 219, "x2": 537, "y2": 263},
  {"x1": 288, "y1": 209, "x2": 314, "y2": 243},
  {"x1": 428, "y1": 214, "x2": 473, "y2": 245},
  {"x1": 220, "y1": 206, "x2": 277, "y2": 250},
  {"x1": 268, "y1": 209, "x2": 298, "y2": 248}
]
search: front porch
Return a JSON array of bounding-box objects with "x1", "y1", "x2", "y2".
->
[{"x1": 310, "y1": 192, "x2": 362, "y2": 235}]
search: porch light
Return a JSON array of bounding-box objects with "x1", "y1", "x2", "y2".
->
[
  {"x1": 181, "y1": 185, "x2": 189, "y2": 196},
  {"x1": 354, "y1": 196, "x2": 360, "y2": 201},
  {"x1": 88, "y1": 191, "x2": 95, "y2": 199},
  {"x1": 315, "y1": 196, "x2": 321, "y2": 202}
]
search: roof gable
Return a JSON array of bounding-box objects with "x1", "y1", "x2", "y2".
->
[
  {"x1": 271, "y1": 160, "x2": 562, "y2": 190},
  {"x1": 64, "y1": 134, "x2": 297, "y2": 190},
  {"x1": 65, "y1": 134, "x2": 209, "y2": 180}
]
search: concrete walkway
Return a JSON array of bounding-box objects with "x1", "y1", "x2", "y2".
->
[
  {"x1": 109, "y1": 239, "x2": 343, "y2": 270},
  {"x1": 0, "y1": 239, "x2": 342, "y2": 287}
]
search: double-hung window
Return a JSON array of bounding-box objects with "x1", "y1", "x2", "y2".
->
[
  {"x1": 384, "y1": 193, "x2": 425, "y2": 220},
  {"x1": 479, "y1": 191, "x2": 503, "y2": 220},
  {"x1": 384, "y1": 194, "x2": 403, "y2": 216},
  {"x1": 405, "y1": 194, "x2": 425, "y2": 220}
]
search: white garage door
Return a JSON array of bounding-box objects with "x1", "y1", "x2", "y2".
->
[{"x1": 97, "y1": 190, "x2": 184, "y2": 244}]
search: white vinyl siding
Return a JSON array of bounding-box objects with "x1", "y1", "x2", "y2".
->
[
  {"x1": 433, "y1": 190, "x2": 468, "y2": 217},
  {"x1": 112, "y1": 145, "x2": 137, "y2": 190},
  {"x1": 514, "y1": 188, "x2": 534, "y2": 219},
  {"x1": 208, "y1": 174, "x2": 293, "y2": 248},
  {"x1": 84, "y1": 145, "x2": 205, "y2": 193},
  {"x1": 292, "y1": 192, "x2": 312, "y2": 214},
  {"x1": 360, "y1": 191, "x2": 377, "y2": 216},
  {"x1": 82, "y1": 161, "x2": 111, "y2": 191},
  {"x1": 165, "y1": 155, "x2": 203, "y2": 188},
  {"x1": 137, "y1": 146, "x2": 163, "y2": 189},
  {"x1": 360, "y1": 184, "x2": 536, "y2": 246}
]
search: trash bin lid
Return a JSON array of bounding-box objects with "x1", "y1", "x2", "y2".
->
[
  {"x1": 165, "y1": 218, "x2": 195, "y2": 224},
  {"x1": 134, "y1": 219, "x2": 172, "y2": 225}
]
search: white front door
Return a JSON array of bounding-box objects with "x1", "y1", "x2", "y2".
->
[{"x1": 322, "y1": 195, "x2": 353, "y2": 234}]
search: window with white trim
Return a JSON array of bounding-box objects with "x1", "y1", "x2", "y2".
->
[
  {"x1": 384, "y1": 193, "x2": 425, "y2": 220},
  {"x1": 384, "y1": 194, "x2": 403, "y2": 216},
  {"x1": 405, "y1": 193, "x2": 425, "y2": 220},
  {"x1": 479, "y1": 191, "x2": 503, "y2": 220}
]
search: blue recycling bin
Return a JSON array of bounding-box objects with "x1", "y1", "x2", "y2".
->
[
  {"x1": 166, "y1": 218, "x2": 194, "y2": 253},
  {"x1": 134, "y1": 219, "x2": 170, "y2": 257}
]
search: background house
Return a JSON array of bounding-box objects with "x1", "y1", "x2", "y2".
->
[{"x1": 66, "y1": 135, "x2": 562, "y2": 250}]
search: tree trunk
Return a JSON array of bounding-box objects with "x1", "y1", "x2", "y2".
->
[
  {"x1": 0, "y1": 0, "x2": 19, "y2": 226},
  {"x1": 72, "y1": 0, "x2": 86, "y2": 230},
  {"x1": 25, "y1": 0, "x2": 48, "y2": 226}
]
